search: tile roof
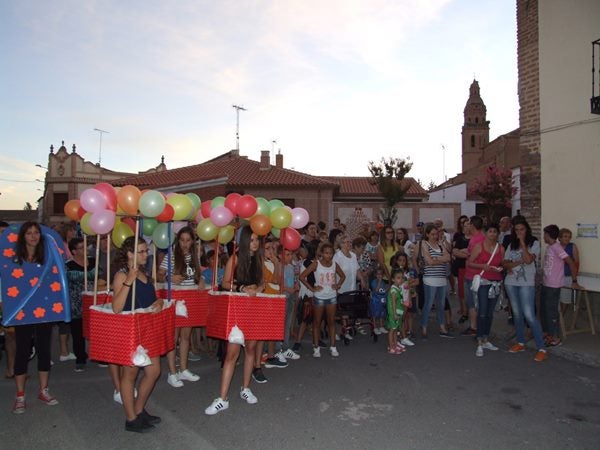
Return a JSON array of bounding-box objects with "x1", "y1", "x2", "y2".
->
[{"x1": 323, "y1": 176, "x2": 428, "y2": 198}]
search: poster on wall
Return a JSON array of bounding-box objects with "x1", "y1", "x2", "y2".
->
[{"x1": 576, "y1": 223, "x2": 598, "y2": 238}]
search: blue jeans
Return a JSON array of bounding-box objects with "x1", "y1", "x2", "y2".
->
[
  {"x1": 464, "y1": 279, "x2": 476, "y2": 309},
  {"x1": 541, "y1": 286, "x2": 561, "y2": 338},
  {"x1": 505, "y1": 284, "x2": 545, "y2": 350},
  {"x1": 420, "y1": 284, "x2": 447, "y2": 329},
  {"x1": 476, "y1": 285, "x2": 498, "y2": 339}
]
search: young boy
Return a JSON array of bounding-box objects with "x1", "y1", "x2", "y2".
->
[{"x1": 541, "y1": 224, "x2": 581, "y2": 346}]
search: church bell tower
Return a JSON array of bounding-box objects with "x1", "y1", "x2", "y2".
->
[{"x1": 461, "y1": 79, "x2": 490, "y2": 172}]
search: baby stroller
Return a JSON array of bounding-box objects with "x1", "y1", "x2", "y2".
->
[{"x1": 336, "y1": 290, "x2": 377, "y2": 345}]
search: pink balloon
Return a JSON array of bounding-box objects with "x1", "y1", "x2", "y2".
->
[
  {"x1": 290, "y1": 207, "x2": 309, "y2": 229},
  {"x1": 210, "y1": 205, "x2": 234, "y2": 227},
  {"x1": 195, "y1": 209, "x2": 204, "y2": 223},
  {"x1": 95, "y1": 182, "x2": 117, "y2": 211},
  {"x1": 80, "y1": 188, "x2": 107, "y2": 213},
  {"x1": 224, "y1": 193, "x2": 242, "y2": 213},
  {"x1": 89, "y1": 210, "x2": 116, "y2": 235},
  {"x1": 236, "y1": 194, "x2": 258, "y2": 219},
  {"x1": 173, "y1": 221, "x2": 187, "y2": 234}
]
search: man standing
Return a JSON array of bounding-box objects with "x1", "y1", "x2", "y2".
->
[
  {"x1": 498, "y1": 216, "x2": 512, "y2": 247},
  {"x1": 461, "y1": 216, "x2": 485, "y2": 336}
]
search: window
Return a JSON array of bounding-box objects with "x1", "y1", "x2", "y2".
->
[
  {"x1": 470, "y1": 135, "x2": 475, "y2": 147},
  {"x1": 53, "y1": 193, "x2": 68, "y2": 214}
]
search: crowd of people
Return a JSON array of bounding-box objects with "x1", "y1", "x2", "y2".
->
[{"x1": 0, "y1": 214, "x2": 582, "y2": 430}]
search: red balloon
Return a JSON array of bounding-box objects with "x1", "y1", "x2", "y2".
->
[
  {"x1": 236, "y1": 194, "x2": 258, "y2": 219},
  {"x1": 121, "y1": 217, "x2": 136, "y2": 232},
  {"x1": 200, "y1": 199, "x2": 212, "y2": 219},
  {"x1": 77, "y1": 206, "x2": 87, "y2": 220},
  {"x1": 250, "y1": 214, "x2": 272, "y2": 236},
  {"x1": 281, "y1": 227, "x2": 301, "y2": 251},
  {"x1": 156, "y1": 203, "x2": 175, "y2": 222},
  {"x1": 224, "y1": 193, "x2": 241, "y2": 213},
  {"x1": 95, "y1": 182, "x2": 117, "y2": 211}
]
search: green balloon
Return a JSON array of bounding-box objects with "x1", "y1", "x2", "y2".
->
[
  {"x1": 139, "y1": 190, "x2": 166, "y2": 218},
  {"x1": 255, "y1": 197, "x2": 271, "y2": 217},
  {"x1": 142, "y1": 218, "x2": 158, "y2": 236},
  {"x1": 268, "y1": 199, "x2": 285, "y2": 210},
  {"x1": 271, "y1": 227, "x2": 280, "y2": 238},
  {"x1": 186, "y1": 193, "x2": 201, "y2": 213},
  {"x1": 211, "y1": 196, "x2": 225, "y2": 208},
  {"x1": 270, "y1": 207, "x2": 292, "y2": 229},
  {"x1": 152, "y1": 222, "x2": 174, "y2": 249}
]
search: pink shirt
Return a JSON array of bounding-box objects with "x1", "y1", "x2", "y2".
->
[
  {"x1": 473, "y1": 243, "x2": 503, "y2": 281},
  {"x1": 543, "y1": 241, "x2": 569, "y2": 288},
  {"x1": 464, "y1": 231, "x2": 485, "y2": 280}
]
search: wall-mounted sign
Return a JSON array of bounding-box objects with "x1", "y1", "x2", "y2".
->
[{"x1": 576, "y1": 223, "x2": 598, "y2": 238}]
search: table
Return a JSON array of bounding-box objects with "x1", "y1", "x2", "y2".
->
[{"x1": 559, "y1": 275, "x2": 598, "y2": 339}]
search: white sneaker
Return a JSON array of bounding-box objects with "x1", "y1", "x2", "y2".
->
[
  {"x1": 329, "y1": 346, "x2": 339, "y2": 357},
  {"x1": 475, "y1": 346, "x2": 484, "y2": 357},
  {"x1": 178, "y1": 369, "x2": 200, "y2": 382},
  {"x1": 373, "y1": 328, "x2": 382, "y2": 335},
  {"x1": 379, "y1": 327, "x2": 389, "y2": 334},
  {"x1": 167, "y1": 373, "x2": 184, "y2": 388},
  {"x1": 335, "y1": 334, "x2": 341, "y2": 340},
  {"x1": 113, "y1": 388, "x2": 137, "y2": 404},
  {"x1": 400, "y1": 338, "x2": 415, "y2": 347},
  {"x1": 282, "y1": 348, "x2": 301, "y2": 360},
  {"x1": 59, "y1": 352, "x2": 76, "y2": 362},
  {"x1": 344, "y1": 332, "x2": 353, "y2": 340},
  {"x1": 274, "y1": 350, "x2": 287, "y2": 363},
  {"x1": 240, "y1": 387, "x2": 258, "y2": 404},
  {"x1": 482, "y1": 341, "x2": 499, "y2": 351},
  {"x1": 205, "y1": 397, "x2": 229, "y2": 415},
  {"x1": 312, "y1": 346, "x2": 321, "y2": 358}
]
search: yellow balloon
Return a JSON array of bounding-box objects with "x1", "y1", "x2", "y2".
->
[
  {"x1": 80, "y1": 212, "x2": 96, "y2": 236},
  {"x1": 112, "y1": 221, "x2": 134, "y2": 248},
  {"x1": 218, "y1": 225, "x2": 235, "y2": 244},
  {"x1": 167, "y1": 194, "x2": 193, "y2": 221}
]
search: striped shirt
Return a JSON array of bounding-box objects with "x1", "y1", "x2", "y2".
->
[{"x1": 423, "y1": 241, "x2": 447, "y2": 286}]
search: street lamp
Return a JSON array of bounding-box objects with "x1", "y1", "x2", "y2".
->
[{"x1": 35, "y1": 164, "x2": 48, "y2": 170}]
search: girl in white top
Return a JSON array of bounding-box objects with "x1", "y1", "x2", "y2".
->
[{"x1": 300, "y1": 242, "x2": 345, "y2": 358}]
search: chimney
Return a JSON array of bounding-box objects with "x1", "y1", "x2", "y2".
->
[
  {"x1": 260, "y1": 150, "x2": 270, "y2": 170},
  {"x1": 275, "y1": 151, "x2": 283, "y2": 169},
  {"x1": 230, "y1": 149, "x2": 239, "y2": 157}
]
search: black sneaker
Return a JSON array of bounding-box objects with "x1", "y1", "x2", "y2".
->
[
  {"x1": 252, "y1": 368, "x2": 268, "y2": 383},
  {"x1": 264, "y1": 357, "x2": 288, "y2": 369},
  {"x1": 125, "y1": 415, "x2": 154, "y2": 433},
  {"x1": 292, "y1": 342, "x2": 302, "y2": 352},
  {"x1": 439, "y1": 332, "x2": 455, "y2": 339},
  {"x1": 140, "y1": 409, "x2": 161, "y2": 425}
]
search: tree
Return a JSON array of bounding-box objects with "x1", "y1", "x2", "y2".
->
[
  {"x1": 427, "y1": 180, "x2": 437, "y2": 191},
  {"x1": 23, "y1": 202, "x2": 33, "y2": 211},
  {"x1": 368, "y1": 157, "x2": 413, "y2": 226},
  {"x1": 468, "y1": 165, "x2": 516, "y2": 223}
]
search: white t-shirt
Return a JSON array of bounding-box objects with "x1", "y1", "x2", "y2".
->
[{"x1": 333, "y1": 249, "x2": 359, "y2": 293}]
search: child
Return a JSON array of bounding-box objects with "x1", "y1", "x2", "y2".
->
[
  {"x1": 279, "y1": 249, "x2": 300, "y2": 360},
  {"x1": 386, "y1": 269, "x2": 408, "y2": 354},
  {"x1": 202, "y1": 250, "x2": 225, "y2": 289},
  {"x1": 392, "y1": 252, "x2": 418, "y2": 346},
  {"x1": 370, "y1": 269, "x2": 388, "y2": 335}
]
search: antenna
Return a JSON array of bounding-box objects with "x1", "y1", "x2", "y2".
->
[
  {"x1": 93, "y1": 128, "x2": 109, "y2": 166},
  {"x1": 441, "y1": 144, "x2": 447, "y2": 181},
  {"x1": 232, "y1": 105, "x2": 247, "y2": 151}
]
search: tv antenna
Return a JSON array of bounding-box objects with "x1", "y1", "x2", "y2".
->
[
  {"x1": 94, "y1": 128, "x2": 109, "y2": 166},
  {"x1": 232, "y1": 105, "x2": 247, "y2": 151}
]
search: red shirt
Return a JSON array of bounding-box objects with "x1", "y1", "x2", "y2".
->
[
  {"x1": 464, "y1": 231, "x2": 485, "y2": 280},
  {"x1": 473, "y1": 242, "x2": 503, "y2": 281}
]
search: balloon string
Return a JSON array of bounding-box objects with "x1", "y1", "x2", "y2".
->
[
  {"x1": 93, "y1": 234, "x2": 100, "y2": 305},
  {"x1": 83, "y1": 234, "x2": 88, "y2": 293},
  {"x1": 167, "y1": 221, "x2": 172, "y2": 302}
]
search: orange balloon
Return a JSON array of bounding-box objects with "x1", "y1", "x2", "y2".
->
[
  {"x1": 117, "y1": 185, "x2": 141, "y2": 216},
  {"x1": 64, "y1": 199, "x2": 81, "y2": 221}
]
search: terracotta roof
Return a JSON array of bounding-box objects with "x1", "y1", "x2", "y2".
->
[
  {"x1": 323, "y1": 176, "x2": 427, "y2": 198},
  {"x1": 112, "y1": 152, "x2": 338, "y2": 190}
]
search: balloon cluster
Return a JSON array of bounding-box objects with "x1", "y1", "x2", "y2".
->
[{"x1": 64, "y1": 185, "x2": 309, "y2": 251}]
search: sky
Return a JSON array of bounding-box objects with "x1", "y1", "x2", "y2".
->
[{"x1": 0, "y1": 0, "x2": 519, "y2": 210}]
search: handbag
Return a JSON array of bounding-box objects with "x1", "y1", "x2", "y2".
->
[{"x1": 471, "y1": 243, "x2": 499, "y2": 292}]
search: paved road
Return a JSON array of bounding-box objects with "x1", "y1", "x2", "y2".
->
[{"x1": 1, "y1": 323, "x2": 599, "y2": 450}]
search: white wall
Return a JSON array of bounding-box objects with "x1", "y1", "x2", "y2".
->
[{"x1": 539, "y1": 0, "x2": 600, "y2": 275}]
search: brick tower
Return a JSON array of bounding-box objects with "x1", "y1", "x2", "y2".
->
[{"x1": 461, "y1": 80, "x2": 490, "y2": 172}]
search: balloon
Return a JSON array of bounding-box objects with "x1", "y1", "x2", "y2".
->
[
  {"x1": 254, "y1": 197, "x2": 270, "y2": 217},
  {"x1": 142, "y1": 218, "x2": 158, "y2": 236},
  {"x1": 95, "y1": 182, "x2": 117, "y2": 211},
  {"x1": 173, "y1": 221, "x2": 187, "y2": 234},
  {"x1": 250, "y1": 215, "x2": 272, "y2": 236},
  {"x1": 90, "y1": 210, "x2": 116, "y2": 235},
  {"x1": 156, "y1": 203, "x2": 175, "y2": 222},
  {"x1": 281, "y1": 227, "x2": 301, "y2": 251},
  {"x1": 210, "y1": 205, "x2": 234, "y2": 227},
  {"x1": 186, "y1": 193, "x2": 201, "y2": 213},
  {"x1": 236, "y1": 194, "x2": 258, "y2": 219},
  {"x1": 268, "y1": 199, "x2": 285, "y2": 210},
  {"x1": 80, "y1": 188, "x2": 107, "y2": 213},
  {"x1": 194, "y1": 209, "x2": 204, "y2": 223},
  {"x1": 112, "y1": 222, "x2": 134, "y2": 248},
  {"x1": 224, "y1": 193, "x2": 241, "y2": 213},
  {"x1": 218, "y1": 225, "x2": 235, "y2": 244},
  {"x1": 117, "y1": 185, "x2": 141, "y2": 216},
  {"x1": 152, "y1": 222, "x2": 174, "y2": 249},
  {"x1": 80, "y1": 212, "x2": 96, "y2": 236},
  {"x1": 121, "y1": 217, "x2": 136, "y2": 233},
  {"x1": 270, "y1": 207, "x2": 292, "y2": 229},
  {"x1": 290, "y1": 207, "x2": 309, "y2": 229},
  {"x1": 64, "y1": 199, "x2": 81, "y2": 221},
  {"x1": 211, "y1": 196, "x2": 225, "y2": 209},
  {"x1": 196, "y1": 218, "x2": 219, "y2": 241},
  {"x1": 271, "y1": 227, "x2": 280, "y2": 238},
  {"x1": 200, "y1": 200, "x2": 212, "y2": 219},
  {"x1": 139, "y1": 190, "x2": 166, "y2": 218},
  {"x1": 77, "y1": 206, "x2": 87, "y2": 220},
  {"x1": 167, "y1": 194, "x2": 193, "y2": 221}
]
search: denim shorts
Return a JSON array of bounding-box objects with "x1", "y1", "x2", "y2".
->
[{"x1": 314, "y1": 297, "x2": 337, "y2": 307}]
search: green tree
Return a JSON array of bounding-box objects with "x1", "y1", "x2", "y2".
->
[
  {"x1": 368, "y1": 157, "x2": 413, "y2": 226},
  {"x1": 468, "y1": 165, "x2": 516, "y2": 223}
]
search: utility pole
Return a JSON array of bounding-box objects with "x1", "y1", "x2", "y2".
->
[
  {"x1": 232, "y1": 105, "x2": 246, "y2": 152},
  {"x1": 94, "y1": 128, "x2": 109, "y2": 166}
]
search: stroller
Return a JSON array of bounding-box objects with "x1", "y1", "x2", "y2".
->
[{"x1": 336, "y1": 290, "x2": 378, "y2": 345}]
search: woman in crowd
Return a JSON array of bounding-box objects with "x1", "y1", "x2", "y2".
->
[
  {"x1": 377, "y1": 226, "x2": 399, "y2": 281},
  {"x1": 396, "y1": 227, "x2": 414, "y2": 260},
  {"x1": 502, "y1": 218, "x2": 547, "y2": 362},
  {"x1": 452, "y1": 216, "x2": 470, "y2": 324},
  {"x1": 12, "y1": 222, "x2": 59, "y2": 414},
  {"x1": 558, "y1": 227, "x2": 580, "y2": 316},
  {"x1": 158, "y1": 226, "x2": 204, "y2": 387},
  {"x1": 205, "y1": 226, "x2": 263, "y2": 415},
  {"x1": 467, "y1": 223, "x2": 505, "y2": 357},
  {"x1": 333, "y1": 233, "x2": 360, "y2": 341},
  {"x1": 420, "y1": 223, "x2": 453, "y2": 339},
  {"x1": 112, "y1": 236, "x2": 163, "y2": 432}
]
